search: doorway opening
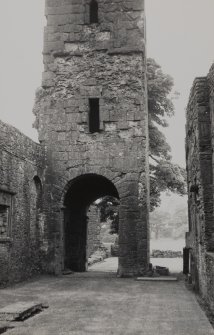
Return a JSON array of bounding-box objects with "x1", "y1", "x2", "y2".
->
[
  {"x1": 63, "y1": 174, "x2": 119, "y2": 272},
  {"x1": 150, "y1": 194, "x2": 188, "y2": 275}
]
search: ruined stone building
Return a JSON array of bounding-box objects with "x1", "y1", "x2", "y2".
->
[
  {"x1": 185, "y1": 63, "x2": 214, "y2": 311},
  {"x1": 0, "y1": 0, "x2": 149, "y2": 285}
]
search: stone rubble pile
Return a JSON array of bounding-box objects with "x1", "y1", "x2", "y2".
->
[{"x1": 88, "y1": 246, "x2": 110, "y2": 266}]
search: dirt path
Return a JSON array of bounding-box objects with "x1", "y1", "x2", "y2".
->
[{"x1": 0, "y1": 258, "x2": 213, "y2": 335}]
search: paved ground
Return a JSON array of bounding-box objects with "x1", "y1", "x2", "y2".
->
[
  {"x1": 0, "y1": 258, "x2": 213, "y2": 335},
  {"x1": 91, "y1": 256, "x2": 183, "y2": 273},
  {"x1": 152, "y1": 257, "x2": 183, "y2": 273}
]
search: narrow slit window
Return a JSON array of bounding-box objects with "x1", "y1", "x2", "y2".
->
[
  {"x1": 89, "y1": 98, "x2": 100, "y2": 133},
  {"x1": 90, "y1": 0, "x2": 98, "y2": 24}
]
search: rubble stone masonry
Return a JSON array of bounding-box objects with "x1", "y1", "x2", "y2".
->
[
  {"x1": 0, "y1": 120, "x2": 45, "y2": 285},
  {"x1": 0, "y1": 0, "x2": 149, "y2": 283},
  {"x1": 33, "y1": 0, "x2": 149, "y2": 276},
  {"x1": 186, "y1": 64, "x2": 214, "y2": 311},
  {"x1": 87, "y1": 204, "x2": 102, "y2": 258}
]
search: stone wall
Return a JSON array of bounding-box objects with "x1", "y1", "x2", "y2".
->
[
  {"x1": 0, "y1": 120, "x2": 45, "y2": 285},
  {"x1": 186, "y1": 65, "x2": 214, "y2": 309},
  {"x1": 87, "y1": 204, "x2": 102, "y2": 257},
  {"x1": 0, "y1": 0, "x2": 149, "y2": 282},
  {"x1": 206, "y1": 253, "x2": 214, "y2": 310},
  {"x1": 33, "y1": 0, "x2": 149, "y2": 276}
]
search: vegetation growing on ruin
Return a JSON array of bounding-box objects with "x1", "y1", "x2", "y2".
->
[
  {"x1": 147, "y1": 58, "x2": 186, "y2": 211},
  {"x1": 97, "y1": 59, "x2": 187, "y2": 235}
]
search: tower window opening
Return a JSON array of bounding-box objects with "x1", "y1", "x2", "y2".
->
[
  {"x1": 89, "y1": 98, "x2": 100, "y2": 133},
  {"x1": 90, "y1": 0, "x2": 98, "y2": 24}
]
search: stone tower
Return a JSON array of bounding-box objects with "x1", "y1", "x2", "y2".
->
[{"x1": 33, "y1": 0, "x2": 149, "y2": 276}]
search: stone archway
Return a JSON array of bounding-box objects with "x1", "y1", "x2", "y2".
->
[{"x1": 63, "y1": 174, "x2": 119, "y2": 272}]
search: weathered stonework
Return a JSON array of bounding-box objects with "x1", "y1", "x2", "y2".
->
[
  {"x1": 87, "y1": 204, "x2": 102, "y2": 258},
  {"x1": 0, "y1": 0, "x2": 149, "y2": 284},
  {"x1": 0, "y1": 120, "x2": 45, "y2": 285},
  {"x1": 33, "y1": 0, "x2": 149, "y2": 277},
  {"x1": 186, "y1": 64, "x2": 214, "y2": 311}
]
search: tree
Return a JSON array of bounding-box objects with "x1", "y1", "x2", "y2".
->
[
  {"x1": 172, "y1": 205, "x2": 188, "y2": 239},
  {"x1": 98, "y1": 59, "x2": 186, "y2": 221},
  {"x1": 150, "y1": 210, "x2": 171, "y2": 239},
  {"x1": 98, "y1": 196, "x2": 119, "y2": 234},
  {"x1": 150, "y1": 203, "x2": 188, "y2": 239},
  {"x1": 147, "y1": 58, "x2": 186, "y2": 211},
  {"x1": 150, "y1": 204, "x2": 188, "y2": 239}
]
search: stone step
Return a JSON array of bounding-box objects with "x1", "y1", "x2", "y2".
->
[
  {"x1": 136, "y1": 276, "x2": 178, "y2": 282},
  {"x1": 0, "y1": 302, "x2": 46, "y2": 322},
  {"x1": 0, "y1": 322, "x2": 14, "y2": 334}
]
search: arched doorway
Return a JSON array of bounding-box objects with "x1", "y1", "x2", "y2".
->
[{"x1": 63, "y1": 174, "x2": 119, "y2": 272}]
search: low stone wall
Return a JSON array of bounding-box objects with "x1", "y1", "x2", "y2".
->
[
  {"x1": 0, "y1": 120, "x2": 45, "y2": 285},
  {"x1": 151, "y1": 250, "x2": 183, "y2": 258}
]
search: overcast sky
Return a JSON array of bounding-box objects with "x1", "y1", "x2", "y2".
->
[
  {"x1": 0, "y1": 0, "x2": 214, "y2": 168},
  {"x1": 147, "y1": 0, "x2": 214, "y2": 166}
]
